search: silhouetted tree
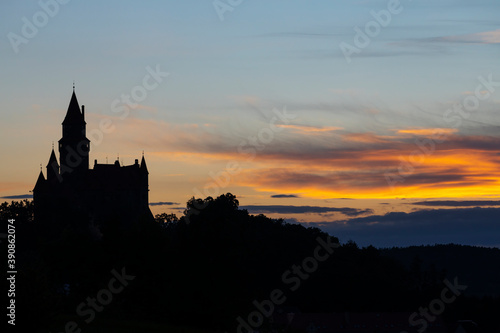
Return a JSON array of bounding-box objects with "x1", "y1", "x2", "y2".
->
[
  {"x1": 0, "y1": 199, "x2": 33, "y2": 222},
  {"x1": 154, "y1": 212, "x2": 179, "y2": 226}
]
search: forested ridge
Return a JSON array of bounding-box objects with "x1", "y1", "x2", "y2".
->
[{"x1": 1, "y1": 195, "x2": 499, "y2": 332}]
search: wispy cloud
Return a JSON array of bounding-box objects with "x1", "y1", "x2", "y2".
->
[
  {"x1": 149, "y1": 201, "x2": 180, "y2": 206},
  {"x1": 256, "y1": 32, "x2": 345, "y2": 39},
  {"x1": 241, "y1": 205, "x2": 373, "y2": 217},
  {"x1": 386, "y1": 28, "x2": 500, "y2": 56},
  {"x1": 396, "y1": 128, "x2": 458, "y2": 136},
  {"x1": 270, "y1": 194, "x2": 300, "y2": 198},
  {"x1": 341, "y1": 132, "x2": 392, "y2": 144},
  {"x1": 433, "y1": 29, "x2": 500, "y2": 44},
  {"x1": 276, "y1": 124, "x2": 343, "y2": 133},
  {"x1": 0, "y1": 194, "x2": 33, "y2": 199},
  {"x1": 88, "y1": 112, "x2": 500, "y2": 200},
  {"x1": 412, "y1": 200, "x2": 500, "y2": 207}
]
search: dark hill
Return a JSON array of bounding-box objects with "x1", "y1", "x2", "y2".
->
[{"x1": 381, "y1": 244, "x2": 500, "y2": 297}]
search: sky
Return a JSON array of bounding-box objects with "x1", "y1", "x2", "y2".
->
[{"x1": 1, "y1": 0, "x2": 499, "y2": 248}]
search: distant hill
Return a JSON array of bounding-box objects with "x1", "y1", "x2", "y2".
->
[{"x1": 380, "y1": 244, "x2": 500, "y2": 297}]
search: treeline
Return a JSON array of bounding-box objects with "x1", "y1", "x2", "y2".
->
[{"x1": 1, "y1": 195, "x2": 499, "y2": 332}]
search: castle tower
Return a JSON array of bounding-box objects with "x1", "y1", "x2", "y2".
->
[{"x1": 58, "y1": 89, "x2": 90, "y2": 177}]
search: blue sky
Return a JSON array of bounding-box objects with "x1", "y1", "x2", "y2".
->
[{"x1": 1, "y1": 1, "x2": 499, "y2": 247}]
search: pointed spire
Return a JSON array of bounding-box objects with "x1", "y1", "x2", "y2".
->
[
  {"x1": 62, "y1": 89, "x2": 84, "y2": 125},
  {"x1": 46, "y1": 148, "x2": 60, "y2": 181},
  {"x1": 46, "y1": 149, "x2": 59, "y2": 168},
  {"x1": 34, "y1": 169, "x2": 46, "y2": 191},
  {"x1": 140, "y1": 153, "x2": 148, "y2": 173}
]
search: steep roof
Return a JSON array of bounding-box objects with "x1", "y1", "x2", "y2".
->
[
  {"x1": 62, "y1": 90, "x2": 84, "y2": 125},
  {"x1": 46, "y1": 149, "x2": 59, "y2": 168},
  {"x1": 140, "y1": 155, "x2": 148, "y2": 174},
  {"x1": 33, "y1": 170, "x2": 46, "y2": 192}
]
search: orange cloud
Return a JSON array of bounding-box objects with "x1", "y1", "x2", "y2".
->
[
  {"x1": 80, "y1": 113, "x2": 500, "y2": 202},
  {"x1": 210, "y1": 144, "x2": 500, "y2": 200},
  {"x1": 396, "y1": 128, "x2": 458, "y2": 136},
  {"x1": 342, "y1": 132, "x2": 391, "y2": 144}
]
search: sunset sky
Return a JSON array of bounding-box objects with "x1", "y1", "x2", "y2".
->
[{"x1": 1, "y1": 1, "x2": 499, "y2": 247}]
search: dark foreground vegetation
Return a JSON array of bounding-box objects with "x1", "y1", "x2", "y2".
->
[{"x1": 1, "y1": 195, "x2": 499, "y2": 332}]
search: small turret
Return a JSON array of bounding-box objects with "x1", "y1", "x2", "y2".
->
[
  {"x1": 34, "y1": 170, "x2": 46, "y2": 192},
  {"x1": 140, "y1": 155, "x2": 148, "y2": 174},
  {"x1": 46, "y1": 149, "x2": 59, "y2": 181}
]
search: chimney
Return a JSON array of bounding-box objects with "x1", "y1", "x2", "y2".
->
[
  {"x1": 94, "y1": 159, "x2": 97, "y2": 166},
  {"x1": 135, "y1": 159, "x2": 139, "y2": 165},
  {"x1": 82, "y1": 105, "x2": 85, "y2": 118}
]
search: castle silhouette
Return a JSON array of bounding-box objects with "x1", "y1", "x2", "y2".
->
[{"x1": 33, "y1": 88, "x2": 153, "y2": 230}]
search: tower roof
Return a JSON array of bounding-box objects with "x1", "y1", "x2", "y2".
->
[
  {"x1": 62, "y1": 90, "x2": 85, "y2": 125},
  {"x1": 140, "y1": 155, "x2": 148, "y2": 174},
  {"x1": 33, "y1": 170, "x2": 46, "y2": 191},
  {"x1": 47, "y1": 148, "x2": 59, "y2": 168}
]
